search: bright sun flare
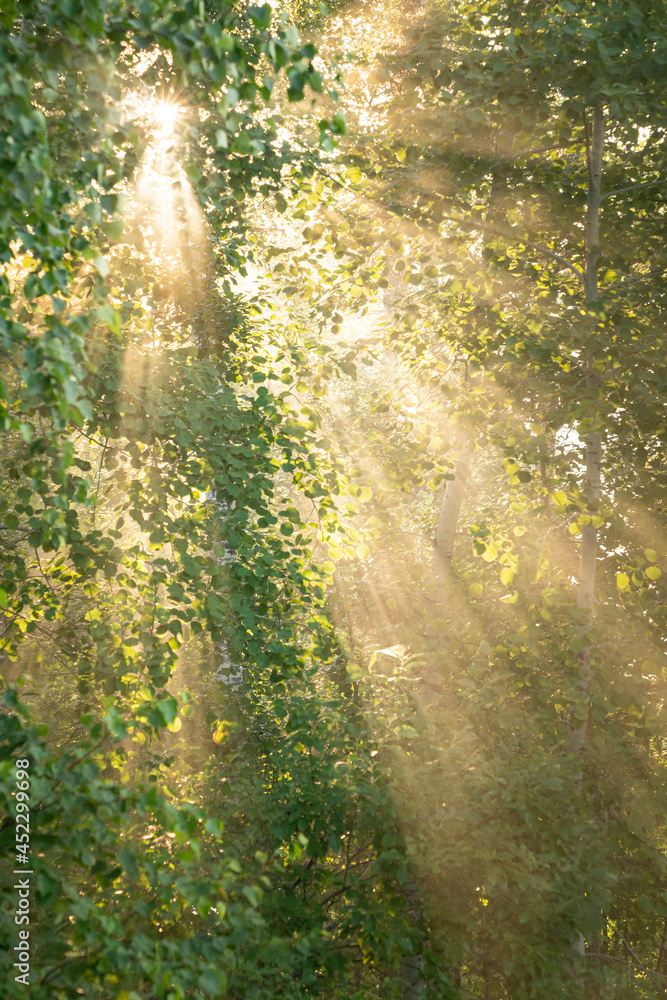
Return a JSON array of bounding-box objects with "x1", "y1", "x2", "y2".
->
[{"x1": 152, "y1": 101, "x2": 180, "y2": 136}]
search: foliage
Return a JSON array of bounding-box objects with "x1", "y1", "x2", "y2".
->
[
  {"x1": 259, "y1": 0, "x2": 667, "y2": 996},
  {"x1": 2, "y1": 0, "x2": 667, "y2": 998},
  {"x1": 0, "y1": 0, "x2": 363, "y2": 997}
]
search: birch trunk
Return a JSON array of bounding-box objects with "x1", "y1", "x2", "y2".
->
[
  {"x1": 431, "y1": 130, "x2": 508, "y2": 582},
  {"x1": 567, "y1": 104, "x2": 604, "y2": 755},
  {"x1": 434, "y1": 447, "x2": 472, "y2": 577}
]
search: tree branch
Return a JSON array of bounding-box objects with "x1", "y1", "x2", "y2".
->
[
  {"x1": 604, "y1": 919, "x2": 667, "y2": 989},
  {"x1": 439, "y1": 211, "x2": 584, "y2": 279},
  {"x1": 495, "y1": 137, "x2": 584, "y2": 166},
  {"x1": 601, "y1": 177, "x2": 667, "y2": 201},
  {"x1": 310, "y1": 164, "x2": 585, "y2": 285}
]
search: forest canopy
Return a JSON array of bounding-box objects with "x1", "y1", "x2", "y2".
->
[{"x1": 1, "y1": 1, "x2": 666, "y2": 999}]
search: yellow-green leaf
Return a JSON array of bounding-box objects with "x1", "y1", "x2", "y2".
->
[
  {"x1": 94, "y1": 256, "x2": 109, "y2": 277},
  {"x1": 355, "y1": 486, "x2": 372, "y2": 503},
  {"x1": 500, "y1": 591, "x2": 519, "y2": 604}
]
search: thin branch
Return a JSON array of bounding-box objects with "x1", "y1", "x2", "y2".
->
[
  {"x1": 322, "y1": 885, "x2": 351, "y2": 910},
  {"x1": 499, "y1": 229, "x2": 584, "y2": 278},
  {"x1": 495, "y1": 137, "x2": 585, "y2": 166},
  {"x1": 601, "y1": 177, "x2": 667, "y2": 201},
  {"x1": 605, "y1": 919, "x2": 667, "y2": 989},
  {"x1": 93, "y1": 436, "x2": 110, "y2": 527},
  {"x1": 310, "y1": 163, "x2": 585, "y2": 279},
  {"x1": 439, "y1": 210, "x2": 585, "y2": 278},
  {"x1": 33, "y1": 549, "x2": 56, "y2": 596},
  {"x1": 656, "y1": 917, "x2": 667, "y2": 974},
  {"x1": 40, "y1": 955, "x2": 88, "y2": 986},
  {"x1": 286, "y1": 856, "x2": 314, "y2": 893},
  {"x1": 389, "y1": 202, "x2": 585, "y2": 281}
]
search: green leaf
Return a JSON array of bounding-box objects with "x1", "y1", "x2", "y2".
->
[
  {"x1": 155, "y1": 696, "x2": 178, "y2": 726},
  {"x1": 104, "y1": 707, "x2": 128, "y2": 739},
  {"x1": 247, "y1": 4, "x2": 272, "y2": 28},
  {"x1": 198, "y1": 969, "x2": 227, "y2": 995},
  {"x1": 84, "y1": 202, "x2": 102, "y2": 224},
  {"x1": 393, "y1": 724, "x2": 419, "y2": 739}
]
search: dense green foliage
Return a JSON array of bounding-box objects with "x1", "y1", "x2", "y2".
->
[
  {"x1": 1, "y1": 1, "x2": 666, "y2": 998},
  {"x1": 263, "y1": 0, "x2": 667, "y2": 996}
]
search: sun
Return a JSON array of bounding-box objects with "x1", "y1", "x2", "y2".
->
[
  {"x1": 151, "y1": 101, "x2": 181, "y2": 137},
  {"x1": 122, "y1": 87, "x2": 184, "y2": 140}
]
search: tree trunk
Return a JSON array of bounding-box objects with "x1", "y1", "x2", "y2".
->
[
  {"x1": 401, "y1": 953, "x2": 424, "y2": 1000},
  {"x1": 401, "y1": 876, "x2": 425, "y2": 999},
  {"x1": 567, "y1": 103, "x2": 604, "y2": 755},
  {"x1": 431, "y1": 129, "x2": 507, "y2": 583},
  {"x1": 565, "y1": 102, "x2": 604, "y2": 972},
  {"x1": 434, "y1": 446, "x2": 472, "y2": 577}
]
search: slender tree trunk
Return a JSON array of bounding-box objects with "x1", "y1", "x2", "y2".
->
[
  {"x1": 402, "y1": 953, "x2": 424, "y2": 1000},
  {"x1": 401, "y1": 876, "x2": 425, "y2": 999},
  {"x1": 655, "y1": 918, "x2": 667, "y2": 974},
  {"x1": 566, "y1": 104, "x2": 604, "y2": 971},
  {"x1": 431, "y1": 130, "x2": 508, "y2": 583},
  {"x1": 434, "y1": 446, "x2": 472, "y2": 577},
  {"x1": 568, "y1": 104, "x2": 604, "y2": 755}
]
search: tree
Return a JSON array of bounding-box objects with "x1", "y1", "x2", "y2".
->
[
  {"x1": 264, "y1": 0, "x2": 667, "y2": 995},
  {"x1": 1, "y1": 3, "x2": 412, "y2": 998},
  {"x1": 3, "y1": 0, "x2": 667, "y2": 996}
]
